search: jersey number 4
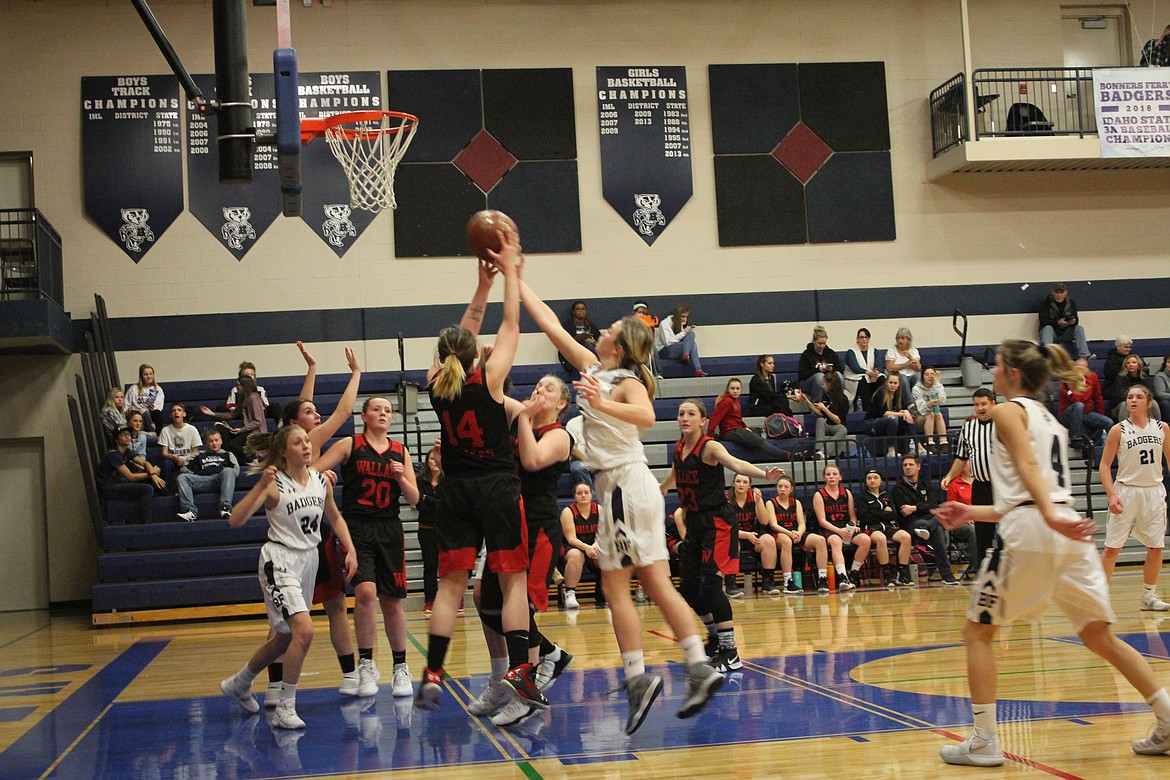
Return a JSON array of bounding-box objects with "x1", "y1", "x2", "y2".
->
[{"x1": 442, "y1": 410, "x2": 485, "y2": 448}]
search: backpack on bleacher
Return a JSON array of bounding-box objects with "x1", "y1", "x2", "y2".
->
[{"x1": 764, "y1": 413, "x2": 805, "y2": 439}]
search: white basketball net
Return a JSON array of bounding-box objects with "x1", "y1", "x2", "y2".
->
[{"x1": 324, "y1": 113, "x2": 418, "y2": 213}]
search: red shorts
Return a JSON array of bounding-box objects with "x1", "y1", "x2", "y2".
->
[{"x1": 312, "y1": 530, "x2": 346, "y2": 605}]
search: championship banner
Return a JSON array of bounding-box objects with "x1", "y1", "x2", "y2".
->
[
  {"x1": 1093, "y1": 67, "x2": 1170, "y2": 158},
  {"x1": 186, "y1": 73, "x2": 281, "y2": 260},
  {"x1": 299, "y1": 71, "x2": 382, "y2": 257},
  {"x1": 597, "y1": 66, "x2": 692, "y2": 246},
  {"x1": 82, "y1": 75, "x2": 184, "y2": 262}
]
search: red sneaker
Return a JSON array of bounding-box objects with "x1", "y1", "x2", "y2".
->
[
  {"x1": 415, "y1": 667, "x2": 443, "y2": 710},
  {"x1": 502, "y1": 663, "x2": 550, "y2": 710}
]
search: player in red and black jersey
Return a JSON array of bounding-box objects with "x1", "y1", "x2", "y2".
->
[
  {"x1": 418, "y1": 232, "x2": 547, "y2": 714},
  {"x1": 314, "y1": 397, "x2": 419, "y2": 700},
  {"x1": 471, "y1": 375, "x2": 575, "y2": 726},
  {"x1": 812, "y1": 464, "x2": 872, "y2": 591},
  {"x1": 726, "y1": 474, "x2": 780, "y2": 595},
  {"x1": 560, "y1": 481, "x2": 601, "y2": 609},
  {"x1": 661, "y1": 399, "x2": 784, "y2": 673},
  {"x1": 766, "y1": 474, "x2": 831, "y2": 594}
]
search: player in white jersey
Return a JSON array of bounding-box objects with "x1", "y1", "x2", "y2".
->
[
  {"x1": 519, "y1": 277, "x2": 722, "y2": 736},
  {"x1": 220, "y1": 425, "x2": 357, "y2": 730},
  {"x1": 934, "y1": 340, "x2": 1170, "y2": 764},
  {"x1": 1099, "y1": 384, "x2": 1170, "y2": 612}
]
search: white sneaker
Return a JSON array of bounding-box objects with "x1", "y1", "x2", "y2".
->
[
  {"x1": 357, "y1": 658, "x2": 380, "y2": 697},
  {"x1": 940, "y1": 732, "x2": 1004, "y2": 766},
  {"x1": 563, "y1": 590, "x2": 580, "y2": 610},
  {"x1": 391, "y1": 663, "x2": 412, "y2": 697},
  {"x1": 491, "y1": 697, "x2": 536, "y2": 727},
  {"x1": 467, "y1": 678, "x2": 511, "y2": 716},
  {"x1": 271, "y1": 698, "x2": 306, "y2": 729},
  {"x1": 914, "y1": 528, "x2": 931, "y2": 540},
  {"x1": 177, "y1": 510, "x2": 198, "y2": 522},
  {"x1": 339, "y1": 670, "x2": 361, "y2": 697},
  {"x1": 1132, "y1": 720, "x2": 1170, "y2": 755},
  {"x1": 220, "y1": 675, "x2": 259, "y2": 713},
  {"x1": 1141, "y1": 593, "x2": 1170, "y2": 612},
  {"x1": 264, "y1": 681, "x2": 282, "y2": 708}
]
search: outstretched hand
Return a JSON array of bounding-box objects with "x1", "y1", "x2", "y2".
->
[
  {"x1": 572, "y1": 372, "x2": 602, "y2": 405},
  {"x1": 345, "y1": 346, "x2": 361, "y2": 373},
  {"x1": 297, "y1": 340, "x2": 316, "y2": 368},
  {"x1": 931, "y1": 500, "x2": 973, "y2": 530},
  {"x1": 485, "y1": 228, "x2": 522, "y2": 274},
  {"x1": 763, "y1": 466, "x2": 785, "y2": 482},
  {"x1": 477, "y1": 258, "x2": 498, "y2": 288}
]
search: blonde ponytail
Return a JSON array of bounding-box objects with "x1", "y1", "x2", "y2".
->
[{"x1": 432, "y1": 353, "x2": 468, "y2": 401}]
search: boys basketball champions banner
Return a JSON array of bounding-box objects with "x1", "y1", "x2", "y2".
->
[
  {"x1": 298, "y1": 71, "x2": 382, "y2": 258},
  {"x1": 1092, "y1": 67, "x2": 1170, "y2": 158},
  {"x1": 81, "y1": 75, "x2": 184, "y2": 262},
  {"x1": 596, "y1": 66, "x2": 692, "y2": 246},
  {"x1": 186, "y1": 73, "x2": 282, "y2": 261}
]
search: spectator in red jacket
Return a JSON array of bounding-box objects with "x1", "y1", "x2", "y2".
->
[
  {"x1": 1059, "y1": 358, "x2": 1113, "y2": 455},
  {"x1": 708, "y1": 378, "x2": 798, "y2": 461}
]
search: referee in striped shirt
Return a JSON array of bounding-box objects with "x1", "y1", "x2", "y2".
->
[{"x1": 941, "y1": 388, "x2": 997, "y2": 559}]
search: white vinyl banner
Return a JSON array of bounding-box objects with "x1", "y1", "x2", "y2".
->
[{"x1": 1093, "y1": 67, "x2": 1170, "y2": 157}]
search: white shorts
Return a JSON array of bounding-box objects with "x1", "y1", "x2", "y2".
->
[
  {"x1": 967, "y1": 507, "x2": 1114, "y2": 632},
  {"x1": 593, "y1": 461, "x2": 669, "y2": 572},
  {"x1": 259, "y1": 542, "x2": 319, "y2": 635},
  {"x1": 1105, "y1": 483, "x2": 1167, "y2": 549}
]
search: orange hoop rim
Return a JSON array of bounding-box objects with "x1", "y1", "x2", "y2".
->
[{"x1": 300, "y1": 110, "x2": 419, "y2": 144}]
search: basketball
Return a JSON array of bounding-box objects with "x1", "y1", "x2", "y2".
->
[{"x1": 466, "y1": 210, "x2": 519, "y2": 264}]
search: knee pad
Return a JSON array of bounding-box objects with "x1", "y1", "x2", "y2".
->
[
  {"x1": 478, "y1": 610, "x2": 504, "y2": 636},
  {"x1": 702, "y1": 573, "x2": 732, "y2": 623}
]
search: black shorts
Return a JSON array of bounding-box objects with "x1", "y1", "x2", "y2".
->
[
  {"x1": 679, "y1": 509, "x2": 739, "y2": 578},
  {"x1": 349, "y1": 518, "x2": 407, "y2": 599},
  {"x1": 859, "y1": 522, "x2": 896, "y2": 538},
  {"x1": 436, "y1": 472, "x2": 528, "y2": 577}
]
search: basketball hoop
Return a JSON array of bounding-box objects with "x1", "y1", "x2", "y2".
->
[{"x1": 301, "y1": 110, "x2": 419, "y2": 213}]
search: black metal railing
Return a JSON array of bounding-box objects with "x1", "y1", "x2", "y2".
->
[
  {"x1": 929, "y1": 72, "x2": 968, "y2": 157},
  {"x1": 0, "y1": 209, "x2": 63, "y2": 307},
  {"x1": 972, "y1": 68, "x2": 1096, "y2": 138}
]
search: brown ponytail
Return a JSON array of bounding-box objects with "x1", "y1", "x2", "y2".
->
[{"x1": 1000, "y1": 339, "x2": 1084, "y2": 395}]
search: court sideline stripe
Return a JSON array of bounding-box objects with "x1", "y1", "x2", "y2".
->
[
  {"x1": 648, "y1": 629, "x2": 1088, "y2": 780},
  {"x1": 0, "y1": 638, "x2": 168, "y2": 780},
  {"x1": 0, "y1": 622, "x2": 50, "y2": 653}
]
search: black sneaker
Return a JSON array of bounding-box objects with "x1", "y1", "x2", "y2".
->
[
  {"x1": 704, "y1": 634, "x2": 719, "y2": 660},
  {"x1": 783, "y1": 578, "x2": 804, "y2": 596},
  {"x1": 502, "y1": 663, "x2": 550, "y2": 710},
  {"x1": 816, "y1": 576, "x2": 830, "y2": 594},
  {"x1": 678, "y1": 661, "x2": 724, "y2": 719},
  {"x1": 725, "y1": 586, "x2": 745, "y2": 599},
  {"x1": 711, "y1": 647, "x2": 743, "y2": 672},
  {"x1": 760, "y1": 580, "x2": 781, "y2": 596},
  {"x1": 897, "y1": 568, "x2": 916, "y2": 587},
  {"x1": 838, "y1": 571, "x2": 856, "y2": 591},
  {"x1": 623, "y1": 673, "x2": 663, "y2": 735}
]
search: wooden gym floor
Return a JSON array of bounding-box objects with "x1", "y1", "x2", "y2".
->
[{"x1": 1, "y1": 569, "x2": 1168, "y2": 779}]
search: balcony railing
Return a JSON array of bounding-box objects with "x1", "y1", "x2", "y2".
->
[{"x1": 0, "y1": 209, "x2": 63, "y2": 307}]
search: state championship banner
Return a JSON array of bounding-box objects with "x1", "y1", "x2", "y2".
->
[
  {"x1": 299, "y1": 71, "x2": 382, "y2": 257},
  {"x1": 1093, "y1": 67, "x2": 1170, "y2": 158},
  {"x1": 597, "y1": 66, "x2": 692, "y2": 246},
  {"x1": 187, "y1": 73, "x2": 281, "y2": 260},
  {"x1": 82, "y1": 75, "x2": 184, "y2": 262}
]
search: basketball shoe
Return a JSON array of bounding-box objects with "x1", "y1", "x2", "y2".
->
[{"x1": 940, "y1": 732, "x2": 1004, "y2": 766}]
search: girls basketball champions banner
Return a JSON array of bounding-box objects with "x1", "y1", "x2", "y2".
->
[{"x1": 596, "y1": 66, "x2": 692, "y2": 246}]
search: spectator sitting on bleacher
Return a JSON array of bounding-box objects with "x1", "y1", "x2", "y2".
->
[
  {"x1": 1058, "y1": 358, "x2": 1113, "y2": 458},
  {"x1": 656, "y1": 303, "x2": 706, "y2": 377},
  {"x1": 631, "y1": 300, "x2": 658, "y2": 331},
  {"x1": 866, "y1": 374, "x2": 915, "y2": 457},
  {"x1": 892, "y1": 454, "x2": 973, "y2": 586},
  {"x1": 797, "y1": 326, "x2": 843, "y2": 403},
  {"x1": 946, "y1": 460, "x2": 974, "y2": 505},
  {"x1": 158, "y1": 402, "x2": 202, "y2": 472},
  {"x1": 225, "y1": 360, "x2": 270, "y2": 413},
  {"x1": 911, "y1": 366, "x2": 949, "y2": 454},
  {"x1": 559, "y1": 482, "x2": 602, "y2": 610},
  {"x1": 124, "y1": 363, "x2": 165, "y2": 432},
  {"x1": 857, "y1": 468, "x2": 914, "y2": 587},
  {"x1": 1103, "y1": 335, "x2": 1133, "y2": 388},
  {"x1": 97, "y1": 426, "x2": 165, "y2": 524},
  {"x1": 564, "y1": 414, "x2": 593, "y2": 490},
  {"x1": 708, "y1": 378, "x2": 802, "y2": 461},
  {"x1": 1114, "y1": 354, "x2": 1160, "y2": 421},
  {"x1": 176, "y1": 428, "x2": 239, "y2": 522},
  {"x1": 885, "y1": 328, "x2": 922, "y2": 407},
  {"x1": 749, "y1": 354, "x2": 800, "y2": 417},
  {"x1": 1038, "y1": 282, "x2": 1091, "y2": 360},
  {"x1": 125, "y1": 410, "x2": 155, "y2": 463},
  {"x1": 844, "y1": 327, "x2": 884, "y2": 412},
  {"x1": 1152, "y1": 356, "x2": 1170, "y2": 422},
  {"x1": 100, "y1": 386, "x2": 127, "y2": 444},
  {"x1": 559, "y1": 301, "x2": 599, "y2": 379},
  {"x1": 806, "y1": 370, "x2": 850, "y2": 459},
  {"x1": 200, "y1": 376, "x2": 267, "y2": 465}
]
